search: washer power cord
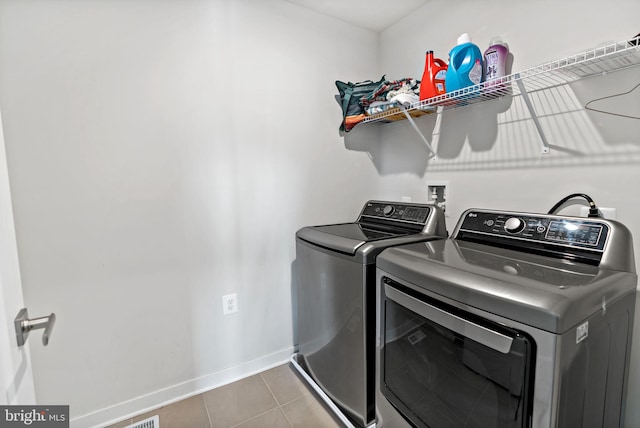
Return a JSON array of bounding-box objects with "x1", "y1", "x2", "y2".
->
[{"x1": 547, "y1": 193, "x2": 602, "y2": 218}]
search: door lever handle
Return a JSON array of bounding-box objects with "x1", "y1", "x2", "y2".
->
[{"x1": 14, "y1": 308, "x2": 56, "y2": 347}]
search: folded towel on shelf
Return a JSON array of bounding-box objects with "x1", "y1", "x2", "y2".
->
[
  {"x1": 389, "y1": 92, "x2": 419, "y2": 107},
  {"x1": 365, "y1": 100, "x2": 401, "y2": 116}
]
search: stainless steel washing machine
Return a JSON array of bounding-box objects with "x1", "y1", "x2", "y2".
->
[
  {"x1": 292, "y1": 200, "x2": 447, "y2": 428},
  {"x1": 376, "y1": 209, "x2": 637, "y2": 428}
]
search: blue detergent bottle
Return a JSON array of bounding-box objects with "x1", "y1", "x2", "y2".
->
[{"x1": 445, "y1": 33, "x2": 484, "y2": 93}]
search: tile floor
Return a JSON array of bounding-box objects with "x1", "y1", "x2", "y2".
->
[{"x1": 105, "y1": 363, "x2": 344, "y2": 428}]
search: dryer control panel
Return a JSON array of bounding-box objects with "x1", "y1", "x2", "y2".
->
[{"x1": 454, "y1": 210, "x2": 611, "y2": 264}]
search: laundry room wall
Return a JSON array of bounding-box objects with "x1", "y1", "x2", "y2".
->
[
  {"x1": 370, "y1": 0, "x2": 640, "y2": 425},
  {"x1": 0, "y1": 0, "x2": 379, "y2": 425}
]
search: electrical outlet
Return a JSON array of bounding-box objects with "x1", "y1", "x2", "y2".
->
[
  {"x1": 580, "y1": 206, "x2": 617, "y2": 219},
  {"x1": 222, "y1": 293, "x2": 238, "y2": 315},
  {"x1": 426, "y1": 181, "x2": 449, "y2": 215}
]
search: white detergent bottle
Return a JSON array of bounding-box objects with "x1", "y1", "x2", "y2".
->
[{"x1": 484, "y1": 36, "x2": 510, "y2": 83}]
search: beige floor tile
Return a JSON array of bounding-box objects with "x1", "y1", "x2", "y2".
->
[
  {"x1": 203, "y1": 374, "x2": 278, "y2": 428},
  {"x1": 132, "y1": 395, "x2": 211, "y2": 428},
  {"x1": 260, "y1": 364, "x2": 311, "y2": 405},
  {"x1": 106, "y1": 365, "x2": 348, "y2": 428},
  {"x1": 281, "y1": 395, "x2": 342, "y2": 428},
  {"x1": 233, "y1": 408, "x2": 292, "y2": 428}
]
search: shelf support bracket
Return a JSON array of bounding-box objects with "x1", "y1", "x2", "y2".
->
[
  {"x1": 401, "y1": 107, "x2": 437, "y2": 158},
  {"x1": 515, "y1": 75, "x2": 550, "y2": 154}
]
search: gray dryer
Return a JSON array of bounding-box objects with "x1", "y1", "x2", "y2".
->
[{"x1": 376, "y1": 209, "x2": 636, "y2": 428}]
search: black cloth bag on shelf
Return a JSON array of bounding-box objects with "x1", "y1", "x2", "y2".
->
[{"x1": 335, "y1": 75, "x2": 385, "y2": 132}]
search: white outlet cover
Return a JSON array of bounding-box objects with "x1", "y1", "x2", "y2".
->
[{"x1": 223, "y1": 293, "x2": 238, "y2": 315}]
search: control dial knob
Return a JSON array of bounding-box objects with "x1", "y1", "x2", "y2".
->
[
  {"x1": 383, "y1": 205, "x2": 395, "y2": 216},
  {"x1": 504, "y1": 217, "x2": 526, "y2": 234}
]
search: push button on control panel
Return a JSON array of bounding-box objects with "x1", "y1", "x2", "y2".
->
[{"x1": 504, "y1": 217, "x2": 526, "y2": 234}]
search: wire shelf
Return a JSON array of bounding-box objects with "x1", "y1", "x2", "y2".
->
[{"x1": 361, "y1": 36, "x2": 640, "y2": 124}]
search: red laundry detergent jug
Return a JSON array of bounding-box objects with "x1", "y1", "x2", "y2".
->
[{"x1": 419, "y1": 50, "x2": 448, "y2": 100}]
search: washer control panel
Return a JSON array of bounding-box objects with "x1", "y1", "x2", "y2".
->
[
  {"x1": 456, "y1": 210, "x2": 609, "y2": 252},
  {"x1": 360, "y1": 201, "x2": 432, "y2": 225}
]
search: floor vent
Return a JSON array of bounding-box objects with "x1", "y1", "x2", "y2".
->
[{"x1": 124, "y1": 415, "x2": 159, "y2": 428}]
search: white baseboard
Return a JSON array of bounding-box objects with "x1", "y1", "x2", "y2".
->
[{"x1": 71, "y1": 346, "x2": 295, "y2": 428}]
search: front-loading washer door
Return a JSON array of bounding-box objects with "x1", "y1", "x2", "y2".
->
[{"x1": 380, "y1": 278, "x2": 536, "y2": 428}]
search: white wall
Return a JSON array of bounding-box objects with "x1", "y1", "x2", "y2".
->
[
  {"x1": 0, "y1": 0, "x2": 380, "y2": 425},
  {"x1": 374, "y1": 0, "x2": 640, "y2": 426}
]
